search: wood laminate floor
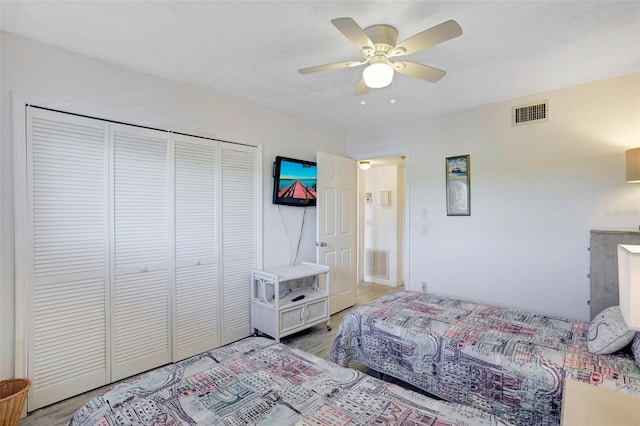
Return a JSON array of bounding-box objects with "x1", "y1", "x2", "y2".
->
[{"x1": 19, "y1": 282, "x2": 402, "y2": 426}]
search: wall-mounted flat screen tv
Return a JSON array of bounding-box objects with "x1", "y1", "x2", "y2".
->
[{"x1": 273, "y1": 156, "x2": 317, "y2": 207}]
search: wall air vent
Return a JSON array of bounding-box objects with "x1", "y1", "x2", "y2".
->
[
  {"x1": 512, "y1": 100, "x2": 548, "y2": 126},
  {"x1": 365, "y1": 248, "x2": 389, "y2": 279}
]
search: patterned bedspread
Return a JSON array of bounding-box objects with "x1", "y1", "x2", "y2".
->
[
  {"x1": 329, "y1": 291, "x2": 640, "y2": 426},
  {"x1": 69, "y1": 336, "x2": 509, "y2": 425}
]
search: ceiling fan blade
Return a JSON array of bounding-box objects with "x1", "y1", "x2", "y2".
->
[
  {"x1": 299, "y1": 60, "x2": 367, "y2": 74},
  {"x1": 354, "y1": 78, "x2": 370, "y2": 96},
  {"x1": 393, "y1": 61, "x2": 446, "y2": 82},
  {"x1": 331, "y1": 17, "x2": 375, "y2": 51},
  {"x1": 392, "y1": 20, "x2": 462, "y2": 56}
]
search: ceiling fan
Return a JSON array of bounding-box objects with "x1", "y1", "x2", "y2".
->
[{"x1": 299, "y1": 17, "x2": 462, "y2": 95}]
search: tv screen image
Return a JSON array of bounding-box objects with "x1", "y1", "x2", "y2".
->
[{"x1": 273, "y1": 156, "x2": 317, "y2": 206}]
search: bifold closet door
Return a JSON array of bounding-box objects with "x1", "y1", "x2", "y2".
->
[
  {"x1": 173, "y1": 134, "x2": 220, "y2": 361},
  {"x1": 111, "y1": 124, "x2": 171, "y2": 381},
  {"x1": 25, "y1": 108, "x2": 109, "y2": 411},
  {"x1": 21, "y1": 107, "x2": 259, "y2": 410},
  {"x1": 220, "y1": 143, "x2": 257, "y2": 344}
]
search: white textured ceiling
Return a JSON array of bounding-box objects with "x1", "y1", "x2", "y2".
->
[{"x1": 2, "y1": 1, "x2": 639, "y2": 132}]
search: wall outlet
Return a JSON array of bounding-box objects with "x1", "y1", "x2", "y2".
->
[{"x1": 421, "y1": 281, "x2": 427, "y2": 292}]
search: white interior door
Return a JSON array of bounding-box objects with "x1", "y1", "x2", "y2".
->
[{"x1": 316, "y1": 152, "x2": 357, "y2": 314}]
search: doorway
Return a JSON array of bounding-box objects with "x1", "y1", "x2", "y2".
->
[{"x1": 357, "y1": 155, "x2": 407, "y2": 288}]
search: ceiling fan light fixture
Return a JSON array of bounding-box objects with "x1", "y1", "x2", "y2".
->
[
  {"x1": 362, "y1": 62, "x2": 394, "y2": 88},
  {"x1": 300, "y1": 18, "x2": 462, "y2": 95}
]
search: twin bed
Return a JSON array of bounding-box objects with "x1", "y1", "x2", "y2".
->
[
  {"x1": 68, "y1": 336, "x2": 506, "y2": 425},
  {"x1": 329, "y1": 291, "x2": 640, "y2": 425},
  {"x1": 69, "y1": 291, "x2": 640, "y2": 426}
]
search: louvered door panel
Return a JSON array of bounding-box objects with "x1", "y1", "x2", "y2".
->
[
  {"x1": 111, "y1": 124, "x2": 170, "y2": 381},
  {"x1": 220, "y1": 144, "x2": 256, "y2": 344},
  {"x1": 173, "y1": 134, "x2": 219, "y2": 360},
  {"x1": 27, "y1": 108, "x2": 109, "y2": 410}
]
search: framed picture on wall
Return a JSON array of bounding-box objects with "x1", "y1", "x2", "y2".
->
[{"x1": 446, "y1": 154, "x2": 470, "y2": 216}]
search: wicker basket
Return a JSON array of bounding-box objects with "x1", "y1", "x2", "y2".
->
[{"x1": 0, "y1": 378, "x2": 31, "y2": 426}]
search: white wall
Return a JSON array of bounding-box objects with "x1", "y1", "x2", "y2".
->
[
  {"x1": 0, "y1": 32, "x2": 347, "y2": 379},
  {"x1": 349, "y1": 72, "x2": 640, "y2": 322}
]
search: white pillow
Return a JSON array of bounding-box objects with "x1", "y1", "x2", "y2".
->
[
  {"x1": 632, "y1": 333, "x2": 640, "y2": 368},
  {"x1": 587, "y1": 306, "x2": 637, "y2": 354}
]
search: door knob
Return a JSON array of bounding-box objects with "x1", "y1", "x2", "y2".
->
[{"x1": 315, "y1": 241, "x2": 327, "y2": 247}]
